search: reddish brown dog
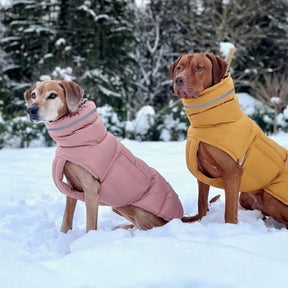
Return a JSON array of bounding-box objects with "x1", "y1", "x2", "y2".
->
[{"x1": 170, "y1": 53, "x2": 288, "y2": 228}]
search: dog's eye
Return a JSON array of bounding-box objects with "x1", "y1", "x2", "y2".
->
[
  {"x1": 47, "y1": 92, "x2": 58, "y2": 100},
  {"x1": 196, "y1": 66, "x2": 203, "y2": 71},
  {"x1": 176, "y1": 66, "x2": 182, "y2": 71},
  {"x1": 31, "y1": 92, "x2": 36, "y2": 99}
]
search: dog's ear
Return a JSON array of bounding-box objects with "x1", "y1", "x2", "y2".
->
[
  {"x1": 58, "y1": 80, "x2": 83, "y2": 113},
  {"x1": 169, "y1": 55, "x2": 183, "y2": 79},
  {"x1": 205, "y1": 53, "x2": 227, "y2": 84},
  {"x1": 24, "y1": 85, "x2": 36, "y2": 105}
]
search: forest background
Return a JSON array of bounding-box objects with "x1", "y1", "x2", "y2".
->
[{"x1": 0, "y1": 0, "x2": 288, "y2": 148}]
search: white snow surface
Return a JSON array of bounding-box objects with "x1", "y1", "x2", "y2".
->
[
  {"x1": 237, "y1": 92, "x2": 263, "y2": 116},
  {"x1": 1, "y1": 138, "x2": 288, "y2": 288}
]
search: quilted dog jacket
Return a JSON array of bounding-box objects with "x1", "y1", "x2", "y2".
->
[
  {"x1": 45, "y1": 101, "x2": 183, "y2": 221},
  {"x1": 182, "y1": 74, "x2": 288, "y2": 205}
]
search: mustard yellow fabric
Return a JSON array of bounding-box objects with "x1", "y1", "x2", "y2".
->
[{"x1": 182, "y1": 74, "x2": 288, "y2": 204}]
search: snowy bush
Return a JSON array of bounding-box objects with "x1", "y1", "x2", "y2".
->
[
  {"x1": 277, "y1": 106, "x2": 288, "y2": 133},
  {"x1": 0, "y1": 112, "x2": 7, "y2": 149},
  {"x1": 157, "y1": 100, "x2": 188, "y2": 141},
  {"x1": 126, "y1": 105, "x2": 156, "y2": 141},
  {"x1": 1, "y1": 116, "x2": 47, "y2": 148},
  {"x1": 125, "y1": 101, "x2": 189, "y2": 141},
  {"x1": 238, "y1": 92, "x2": 275, "y2": 135},
  {"x1": 0, "y1": 102, "x2": 189, "y2": 148},
  {"x1": 2, "y1": 92, "x2": 284, "y2": 148},
  {"x1": 97, "y1": 105, "x2": 124, "y2": 138},
  {"x1": 159, "y1": 114, "x2": 187, "y2": 141},
  {"x1": 250, "y1": 106, "x2": 274, "y2": 135},
  {"x1": 40, "y1": 66, "x2": 75, "y2": 82}
]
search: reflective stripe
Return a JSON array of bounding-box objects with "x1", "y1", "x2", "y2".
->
[
  {"x1": 47, "y1": 108, "x2": 97, "y2": 131},
  {"x1": 183, "y1": 88, "x2": 235, "y2": 109}
]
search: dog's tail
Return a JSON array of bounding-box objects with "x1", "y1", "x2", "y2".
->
[
  {"x1": 209, "y1": 194, "x2": 221, "y2": 204},
  {"x1": 225, "y1": 48, "x2": 235, "y2": 72}
]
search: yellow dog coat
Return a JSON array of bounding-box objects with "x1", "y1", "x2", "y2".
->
[{"x1": 182, "y1": 73, "x2": 288, "y2": 205}]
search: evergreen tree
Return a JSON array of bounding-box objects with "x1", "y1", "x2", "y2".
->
[
  {"x1": 1, "y1": 1, "x2": 57, "y2": 82},
  {"x1": 50, "y1": 0, "x2": 137, "y2": 118},
  {"x1": 0, "y1": 0, "x2": 58, "y2": 118},
  {"x1": 0, "y1": 0, "x2": 137, "y2": 120}
]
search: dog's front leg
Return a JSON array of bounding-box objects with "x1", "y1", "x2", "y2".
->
[
  {"x1": 64, "y1": 161, "x2": 100, "y2": 232},
  {"x1": 182, "y1": 180, "x2": 210, "y2": 222},
  {"x1": 61, "y1": 196, "x2": 77, "y2": 233},
  {"x1": 223, "y1": 167, "x2": 242, "y2": 224},
  {"x1": 84, "y1": 180, "x2": 100, "y2": 232},
  {"x1": 197, "y1": 143, "x2": 242, "y2": 224},
  {"x1": 197, "y1": 180, "x2": 210, "y2": 218}
]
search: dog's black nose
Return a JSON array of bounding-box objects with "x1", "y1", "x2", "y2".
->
[
  {"x1": 175, "y1": 76, "x2": 185, "y2": 86},
  {"x1": 27, "y1": 106, "x2": 39, "y2": 121}
]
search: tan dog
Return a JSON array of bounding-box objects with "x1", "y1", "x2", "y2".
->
[
  {"x1": 24, "y1": 80, "x2": 183, "y2": 232},
  {"x1": 170, "y1": 53, "x2": 288, "y2": 228}
]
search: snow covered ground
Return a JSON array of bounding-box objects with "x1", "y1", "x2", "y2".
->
[{"x1": 1, "y1": 138, "x2": 288, "y2": 288}]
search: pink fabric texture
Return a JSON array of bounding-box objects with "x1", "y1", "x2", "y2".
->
[{"x1": 45, "y1": 101, "x2": 183, "y2": 221}]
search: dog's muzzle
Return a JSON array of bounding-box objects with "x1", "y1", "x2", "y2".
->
[
  {"x1": 27, "y1": 106, "x2": 39, "y2": 122},
  {"x1": 175, "y1": 76, "x2": 186, "y2": 87}
]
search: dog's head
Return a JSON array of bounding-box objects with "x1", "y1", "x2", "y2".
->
[
  {"x1": 169, "y1": 53, "x2": 227, "y2": 99},
  {"x1": 24, "y1": 80, "x2": 83, "y2": 122}
]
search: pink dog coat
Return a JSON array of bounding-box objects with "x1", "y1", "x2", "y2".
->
[{"x1": 45, "y1": 101, "x2": 183, "y2": 221}]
